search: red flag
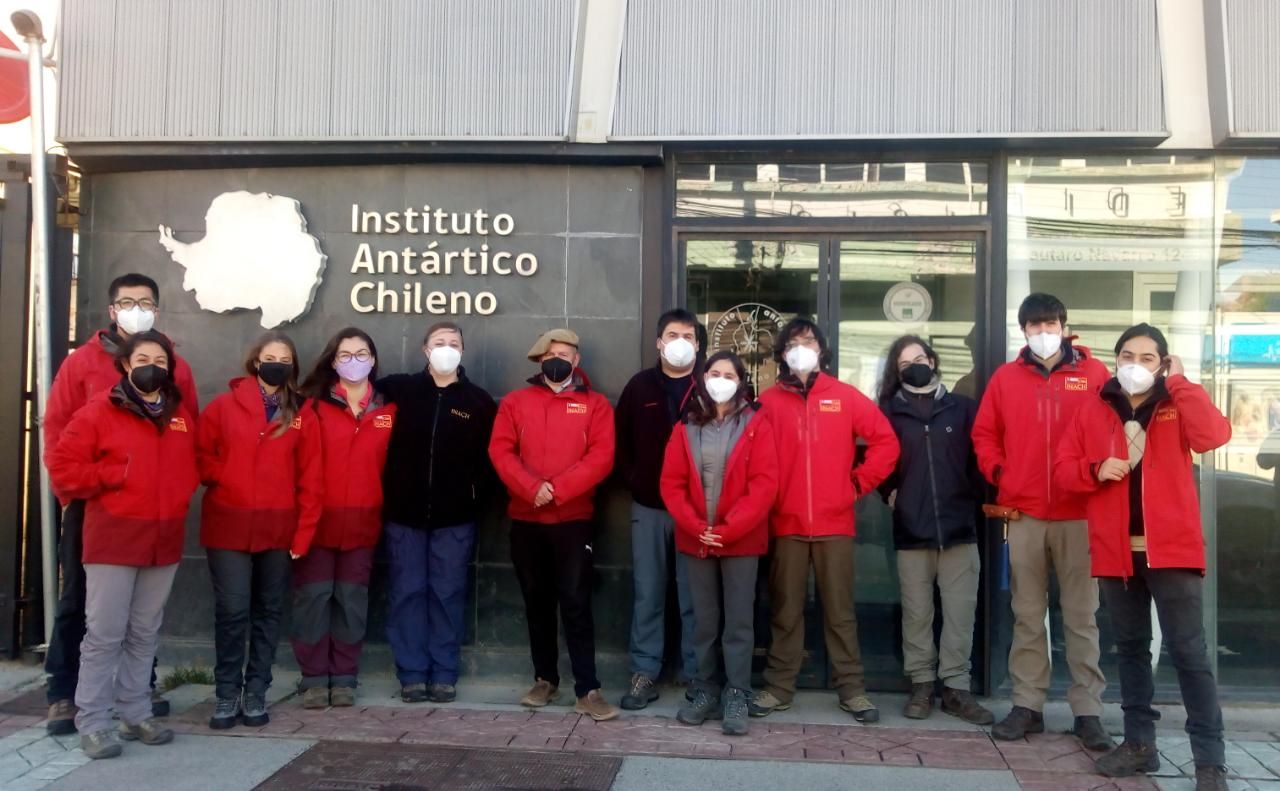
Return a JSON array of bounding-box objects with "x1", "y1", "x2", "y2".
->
[{"x1": 0, "y1": 31, "x2": 30, "y2": 124}]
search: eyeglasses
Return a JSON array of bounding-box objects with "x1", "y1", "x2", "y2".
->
[
  {"x1": 112, "y1": 298, "x2": 157, "y2": 311},
  {"x1": 336, "y1": 351, "x2": 372, "y2": 363}
]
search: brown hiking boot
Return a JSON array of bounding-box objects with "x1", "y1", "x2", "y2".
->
[
  {"x1": 1095, "y1": 740, "x2": 1160, "y2": 777},
  {"x1": 301, "y1": 686, "x2": 330, "y2": 709},
  {"x1": 839, "y1": 694, "x2": 880, "y2": 723},
  {"x1": 46, "y1": 699, "x2": 77, "y2": 736},
  {"x1": 992, "y1": 705, "x2": 1044, "y2": 740},
  {"x1": 1074, "y1": 715, "x2": 1116, "y2": 752},
  {"x1": 574, "y1": 689, "x2": 620, "y2": 722},
  {"x1": 330, "y1": 687, "x2": 356, "y2": 707},
  {"x1": 520, "y1": 678, "x2": 560, "y2": 708},
  {"x1": 903, "y1": 682, "x2": 934, "y2": 720},
  {"x1": 941, "y1": 688, "x2": 995, "y2": 725},
  {"x1": 1194, "y1": 765, "x2": 1228, "y2": 791},
  {"x1": 119, "y1": 717, "x2": 175, "y2": 745}
]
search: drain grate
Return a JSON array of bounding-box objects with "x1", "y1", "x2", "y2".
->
[{"x1": 256, "y1": 741, "x2": 622, "y2": 791}]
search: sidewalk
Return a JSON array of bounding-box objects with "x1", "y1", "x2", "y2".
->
[{"x1": 1, "y1": 662, "x2": 1278, "y2": 790}]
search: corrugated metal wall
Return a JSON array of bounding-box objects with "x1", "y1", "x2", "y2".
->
[
  {"x1": 58, "y1": 0, "x2": 578, "y2": 141},
  {"x1": 1225, "y1": 0, "x2": 1280, "y2": 135},
  {"x1": 613, "y1": 0, "x2": 1165, "y2": 139}
]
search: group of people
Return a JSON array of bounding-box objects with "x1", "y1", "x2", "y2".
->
[{"x1": 39, "y1": 274, "x2": 1231, "y2": 788}]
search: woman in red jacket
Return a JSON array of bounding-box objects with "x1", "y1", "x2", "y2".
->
[
  {"x1": 660, "y1": 351, "x2": 777, "y2": 737},
  {"x1": 291, "y1": 327, "x2": 395, "y2": 710},
  {"x1": 45, "y1": 331, "x2": 199, "y2": 760},
  {"x1": 198, "y1": 331, "x2": 322, "y2": 730}
]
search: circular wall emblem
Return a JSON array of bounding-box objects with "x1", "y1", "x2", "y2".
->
[
  {"x1": 883, "y1": 282, "x2": 933, "y2": 324},
  {"x1": 710, "y1": 303, "x2": 788, "y2": 391}
]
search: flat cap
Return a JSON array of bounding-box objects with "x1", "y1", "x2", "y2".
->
[{"x1": 527, "y1": 328, "x2": 580, "y2": 362}]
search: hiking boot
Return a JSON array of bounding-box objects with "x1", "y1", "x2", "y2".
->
[
  {"x1": 619, "y1": 673, "x2": 659, "y2": 711},
  {"x1": 676, "y1": 688, "x2": 722, "y2": 726},
  {"x1": 992, "y1": 706, "x2": 1044, "y2": 741},
  {"x1": 747, "y1": 690, "x2": 791, "y2": 718},
  {"x1": 903, "y1": 682, "x2": 934, "y2": 720},
  {"x1": 208, "y1": 696, "x2": 240, "y2": 729},
  {"x1": 150, "y1": 690, "x2": 170, "y2": 718},
  {"x1": 941, "y1": 688, "x2": 995, "y2": 725},
  {"x1": 520, "y1": 679, "x2": 560, "y2": 708},
  {"x1": 839, "y1": 694, "x2": 880, "y2": 723},
  {"x1": 721, "y1": 687, "x2": 750, "y2": 736},
  {"x1": 46, "y1": 699, "x2": 77, "y2": 736},
  {"x1": 1074, "y1": 715, "x2": 1115, "y2": 752},
  {"x1": 80, "y1": 728, "x2": 122, "y2": 760},
  {"x1": 1095, "y1": 741, "x2": 1160, "y2": 777},
  {"x1": 119, "y1": 718, "x2": 174, "y2": 745},
  {"x1": 401, "y1": 683, "x2": 428, "y2": 703},
  {"x1": 241, "y1": 692, "x2": 269, "y2": 727},
  {"x1": 574, "y1": 689, "x2": 620, "y2": 722},
  {"x1": 330, "y1": 686, "x2": 356, "y2": 707},
  {"x1": 1194, "y1": 765, "x2": 1229, "y2": 791},
  {"x1": 425, "y1": 684, "x2": 455, "y2": 703},
  {"x1": 302, "y1": 686, "x2": 330, "y2": 709}
]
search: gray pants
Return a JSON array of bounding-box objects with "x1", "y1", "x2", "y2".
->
[
  {"x1": 898, "y1": 543, "x2": 980, "y2": 690},
  {"x1": 629, "y1": 503, "x2": 696, "y2": 680},
  {"x1": 75, "y1": 563, "x2": 178, "y2": 734},
  {"x1": 686, "y1": 553, "x2": 758, "y2": 695}
]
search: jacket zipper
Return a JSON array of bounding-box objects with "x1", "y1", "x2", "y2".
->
[
  {"x1": 426, "y1": 391, "x2": 443, "y2": 523},
  {"x1": 923, "y1": 423, "x2": 944, "y2": 547},
  {"x1": 803, "y1": 410, "x2": 814, "y2": 534},
  {"x1": 1044, "y1": 379, "x2": 1053, "y2": 513}
]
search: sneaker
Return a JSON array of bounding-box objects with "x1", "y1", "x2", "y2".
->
[
  {"x1": 401, "y1": 683, "x2": 428, "y2": 703},
  {"x1": 940, "y1": 688, "x2": 995, "y2": 725},
  {"x1": 721, "y1": 687, "x2": 750, "y2": 736},
  {"x1": 80, "y1": 728, "x2": 123, "y2": 760},
  {"x1": 747, "y1": 690, "x2": 791, "y2": 718},
  {"x1": 992, "y1": 706, "x2": 1044, "y2": 741},
  {"x1": 839, "y1": 694, "x2": 880, "y2": 723},
  {"x1": 1194, "y1": 765, "x2": 1229, "y2": 791},
  {"x1": 676, "y1": 688, "x2": 722, "y2": 726},
  {"x1": 520, "y1": 678, "x2": 560, "y2": 708},
  {"x1": 425, "y1": 684, "x2": 455, "y2": 703},
  {"x1": 330, "y1": 686, "x2": 356, "y2": 707},
  {"x1": 301, "y1": 686, "x2": 330, "y2": 709},
  {"x1": 119, "y1": 718, "x2": 174, "y2": 745},
  {"x1": 241, "y1": 692, "x2": 269, "y2": 727},
  {"x1": 150, "y1": 690, "x2": 170, "y2": 718},
  {"x1": 209, "y1": 696, "x2": 240, "y2": 730},
  {"x1": 620, "y1": 673, "x2": 659, "y2": 711},
  {"x1": 574, "y1": 689, "x2": 620, "y2": 722},
  {"x1": 1095, "y1": 741, "x2": 1160, "y2": 777},
  {"x1": 1074, "y1": 715, "x2": 1116, "y2": 752},
  {"x1": 46, "y1": 699, "x2": 77, "y2": 736},
  {"x1": 903, "y1": 682, "x2": 934, "y2": 720}
]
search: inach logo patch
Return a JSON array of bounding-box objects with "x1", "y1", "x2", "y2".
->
[
  {"x1": 374, "y1": 415, "x2": 393, "y2": 428},
  {"x1": 291, "y1": 416, "x2": 303, "y2": 430},
  {"x1": 169, "y1": 417, "x2": 188, "y2": 432},
  {"x1": 450, "y1": 409, "x2": 470, "y2": 420},
  {"x1": 1157, "y1": 407, "x2": 1179, "y2": 422},
  {"x1": 1064, "y1": 377, "x2": 1089, "y2": 391},
  {"x1": 566, "y1": 403, "x2": 588, "y2": 415},
  {"x1": 819, "y1": 399, "x2": 842, "y2": 413}
]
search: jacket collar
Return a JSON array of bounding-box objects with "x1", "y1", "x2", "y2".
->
[
  {"x1": 108, "y1": 379, "x2": 171, "y2": 429},
  {"x1": 1016, "y1": 337, "x2": 1089, "y2": 377},
  {"x1": 889, "y1": 384, "x2": 953, "y2": 417},
  {"x1": 525, "y1": 367, "x2": 592, "y2": 394},
  {"x1": 776, "y1": 369, "x2": 828, "y2": 398},
  {"x1": 1100, "y1": 376, "x2": 1169, "y2": 423},
  {"x1": 421, "y1": 364, "x2": 472, "y2": 391},
  {"x1": 325, "y1": 381, "x2": 386, "y2": 413}
]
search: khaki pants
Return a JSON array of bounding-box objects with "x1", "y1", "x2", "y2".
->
[
  {"x1": 898, "y1": 543, "x2": 980, "y2": 690},
  {"x1": 763, "y1": 537, "x2": 866, "y2": 702},
  {"x1": 1008, "y1": 517, "x2": 1105, "y2": 715}
]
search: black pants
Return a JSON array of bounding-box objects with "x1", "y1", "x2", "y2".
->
[
  {"x1": 1100, "y1": 556, "x2": 1225, "y2": 768},
  {"x1": 510, "y1": 520, "x2": 598, "y2": 698},
  {"x1": 207, "y1": 548, "x2": 291, "y2": 702},
  {"x1": 45, "y1": 500, "x2": 157, "y2": 704}
]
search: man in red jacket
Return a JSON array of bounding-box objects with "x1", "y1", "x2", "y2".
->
[
  {"x1": 1057, "y1": 324, "x2": 1230, "y2": 790},
  {"x1": 41, "y1": 273, "x2": 200, "y2": 735},
  {"x1": 748, "y1": 318, "x2": 899, "y2": 723},
  {"x1": 972, "y1": 293, "x2": 1112, "y2": 750},
  {"x1": 488, "y1": 328, "x2": 619, "y2": 721}
]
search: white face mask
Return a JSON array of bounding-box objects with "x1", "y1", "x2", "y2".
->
[
  {"x1": 661, "y1": 338, "x2": 696, "y2": 369},
  {"x1": 784, "y1": 345, "x2": 820, "y2": 375},
  {"x1": 1117, "y1": 363, "x2": 1156, "y2": 396},
  {"x1": 116, "y1": 305, "x2": 156, "y2": 335},
  {"x1": 705, "y1": 376, "x2": 738, "y2": 404},
  {"x1": 1027, "y1": 332, "x2": 1062, "y2": 360},
  {"x1": 428, "y1": 346, "x2": 461, "y2": 375}
]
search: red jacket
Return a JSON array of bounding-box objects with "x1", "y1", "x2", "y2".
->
[
  {"x1": 660, "y1": 408, "x2": 778, "y2": 558},
  {"x1": 489, "y1": 371, "x2": 615, "y2": 524},
  {"x1": 758, "y1": 373, "x2": 899, "y2": 538},
  {"x1": 45, "y1": 329, "x2": 200, "y2": 450},
  {"x1": 1057, "y1": 374, "x2": 1231, "y2": 577},
  {"x1": 972, "y1": 344, "x2": 1110, "y2": 521},
  {"x1": 196, "y1": 377, "x2": 324, "y2": 555},
  {"x1": 45, "y1": 386, "x2": 199, "y2": 566},
  {"x1": 310, "y1": 389, "x2": 397, "y2": 550}
]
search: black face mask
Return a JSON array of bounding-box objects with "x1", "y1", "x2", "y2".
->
[
  {"x1": 257, "y1": 362, "x2": 291, "y2": 387},
  {"x1": 901, "y1": 363, "x2": 935, "y2": 389},
  {"x1": 129, "y1": 364, "x2": 169, "y2": 394},
  {"x1": 541, "y1": 357, "x2": 574, "y2": 384}
]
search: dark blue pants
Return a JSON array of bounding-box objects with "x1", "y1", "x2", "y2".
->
[{"x1": 385, "y1": 522, "x2": 475, "y2": 686}]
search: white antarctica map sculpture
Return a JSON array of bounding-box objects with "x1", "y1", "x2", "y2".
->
[{"x1": 158, "y1": 190, "x2": 327, "y2": 328}]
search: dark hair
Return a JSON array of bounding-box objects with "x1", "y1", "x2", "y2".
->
[
  {"x1": 114, "y1": 330, "x2": 183, "y2": 408},
  {"x1": 877, "y1": 335, "x2": 940, "y2": 404},
  {"x1": 423, "y1": 321, "x2": 464, "y2": 348},
  {"x1": 301, "y1": 327, "x2": 380, "y2": 399},
  {"x1": 244, "y1": 330, "x2": 302, "y2": 438},
  {"x1": 656, "y1": 308, "x2": 699, "y2": 339},
  {"x1": 1017, "y1": 293, "x2": 1067, "y2": 329},
  {"x1": 688, "y1": 350, "x2": 753, "y2": 425},
  {"x1": 1114, "y1": 323, "x2": 1168, "y2": 358},
  {"x1": 772, "y1": 316, "x2": 832, "y2": 374},
  {"x1": 108, "y1": 273, "x2": 159, "y2": 304}
]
